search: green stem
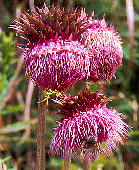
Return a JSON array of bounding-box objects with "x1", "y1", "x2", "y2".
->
[
  {"x1": 37, "y1": 89, "x2": 46, "y2": 170},
  {"x1": 83, "y1": 159, "x2": 91, "y2": 170},
  {"x1": 64, "y1": 157, "x2": 70, "y2": 170}
]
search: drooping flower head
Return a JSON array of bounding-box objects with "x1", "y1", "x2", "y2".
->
[
  {"x1": 81, "y1": 18, "x2": 123, "y2": 82},
  {"x1": 11, "y1": 4, "x2": 90, "y2": 91},
  {"x1": 50, "y1": 90, "x2": 130, "y2": 160}
]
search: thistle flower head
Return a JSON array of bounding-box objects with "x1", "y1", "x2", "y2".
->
[
  {"x1": 25, "y1": 39, "x2": 90, "y2": 91},
  {"x1": 50, "y1": 90, "x2": 130, "y2": 160},
  {"x1": 82, "y1": 18, "x2": 123, "y2": 82},
  {"x1": 11, "y1": 4, "x2": 92, "y2": 91}
]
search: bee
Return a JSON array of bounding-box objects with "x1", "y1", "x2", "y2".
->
[{"x1": 81, "y1": 136, "x2": 98, "y2": 150}]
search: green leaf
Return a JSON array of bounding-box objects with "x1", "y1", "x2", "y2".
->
[
  {"x1": 0, "y1": 119, "x2": 37, "y2": 134},
  {"x1": 131, "y1": 131, "x2": 139, "y2": 136},
  {"x1": 87, "y1": 82, "x2": 100, "y2": 92},
  {"x1": 0, "y1": 156, "x2": 11, "y2": 163},
  {"x1": 0, "y1": 105, "x2": 25, "y2": 116}
]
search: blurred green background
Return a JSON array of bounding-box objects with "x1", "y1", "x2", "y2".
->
[{"x1": 0, "y1": 0, "x2": 139, "y2": 169}]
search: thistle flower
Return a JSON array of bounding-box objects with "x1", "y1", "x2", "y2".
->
[
  {"x1": 50, "y1": 90, "x2": 130, "y2": 160},
  {"x1": 25, "y1": 39, "x2": 90, "y2": 91},
  {"x1": 81, "y1": 18, "x2": 123, "y2": 82},
  {"x1": 11, "y1": 4, "x2": 92, "y2": 91}
]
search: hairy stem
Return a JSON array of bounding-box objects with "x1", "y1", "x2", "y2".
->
[{"x1": 37, "y1": 89, "x2": 46, "y2": 170}]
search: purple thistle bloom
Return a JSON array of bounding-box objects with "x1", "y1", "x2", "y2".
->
[
  {"x1": 25, "y1": 39, "x2": 90, "y2": 91},
  {"x1": 81, "y1": 18, "x2": 123, "y2": 82},
  {"x1": 50, "y1": 90, "x2": 131, "y2": 160},
  {"x1": 10, "y1": 4, "x2": 92, "y2": 91},
  {"x1": 11, "y1": 4, "x2": 123, "y2": 87}
]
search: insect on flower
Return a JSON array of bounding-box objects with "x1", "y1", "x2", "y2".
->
[{"x1": 81, "y1": 136, "x2": 98, "y2": 150}]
